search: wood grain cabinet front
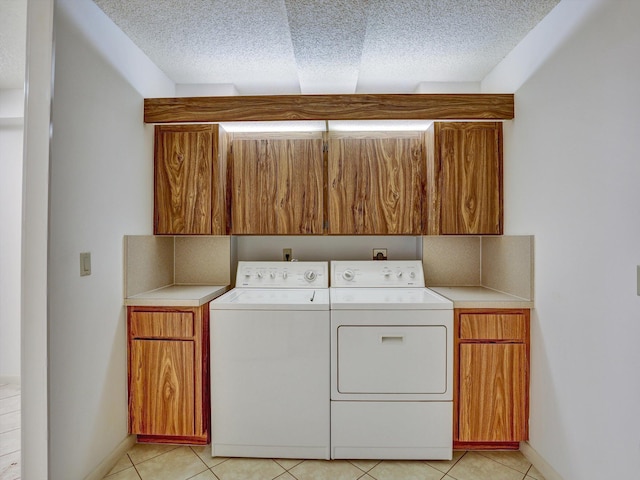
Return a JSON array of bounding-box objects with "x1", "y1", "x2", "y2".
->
[
  {"x1": 454, "y1": 309, "x2": 529, "y2": 449},
  {"x1": 127, "y1": 305, "x2": 210, "y2": 444},
  {"x1": 426, "y1": 122, "x2": 503, "y2": 235},
  {"x1": 230, "y1": 134, "x2": 324, "y2": 234},
  {"x1": 154, "y1": 124, "x2": 227, "y2": 235},
  {"x1": 328, "y1": 132, "x2": 425, "y2": 234}
]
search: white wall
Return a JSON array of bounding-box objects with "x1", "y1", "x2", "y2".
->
[
  {"x1": 0, "y1": 89, "x2": 23, "y2": 381},
  {"x1": 483, "y1": 0, "x2": 640, "y2": 478},
  {"x1": 237, "y1": 236, "x2": 422, "y2": 262},
  {"x1": 22, "y1": 0, "x2": 54, "y2": 476},
  {"x1": 47, "y1": 1, "x2": 173, "y2": 478}
]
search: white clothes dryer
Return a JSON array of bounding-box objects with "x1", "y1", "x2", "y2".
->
[
  {"x1": 330, "y1": 260, "x2": 454, "y2": 460},
  {"x1": 210, "y1": 261, "x2": 330, "y2": 459}
]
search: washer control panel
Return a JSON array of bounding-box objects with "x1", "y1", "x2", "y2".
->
[
  {"x1": 236, "y1": 261, "x2": 328, "y2": 288},
  {"x1": 331, "y1": 260, "x2": 425, "y2": 287}
]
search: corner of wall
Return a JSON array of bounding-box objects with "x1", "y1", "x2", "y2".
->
[
  {"x1": 57, "y1": 0, "x2": 174, "y2": 98},
  {"x1": 481, "y1": 235, "x2": 534, "y2": 300},
  {"x1": 481, "y1": 0, "x2": 607, "y2": 93},
  {"x1": 422, "y1": 236, "x2": 481, "y2": 286},
  {"x1": 84, "y1": 435, "x2": 136, "y2": 480},
  {"x1": 520, "y1": 441, "x2": 564, "y2": 480},
  {"x1": 123, "y1": 235, "x2": 174, "y2": 297}
]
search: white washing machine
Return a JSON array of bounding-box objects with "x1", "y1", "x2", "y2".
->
[
  {"x1": 330, "y1": 260, "x2": 454, "y2": 460},
  {"x1": 210, "y1": 261, "x2": 330, "y2": 459}
]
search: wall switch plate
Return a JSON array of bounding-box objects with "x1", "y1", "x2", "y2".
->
[
  {"x1": 373, "y1": 248, "x2": 387, "y2": 260},
  {"x1": 80, "y1": 252, "x2": 91, "y2": 276},
  {"x1": 283, "y1": 248, "x2": 293, "y2": 262}
]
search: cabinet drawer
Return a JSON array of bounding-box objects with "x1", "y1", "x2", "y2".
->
[
  {"x1": 459, "y1": 313, "x2": 526, "y2": 341},
  {"x1": 130, "y1": 311, "x2": 194, "y2": 338}
]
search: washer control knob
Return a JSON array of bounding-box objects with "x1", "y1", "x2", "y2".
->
[
  {"x1": 257, "y1": 271, "x2": 263, "y2": 279},
  {"x1": 282, "y1": 271, "x2": 288, "y2": 279},
  {"x1": 397, "y1": 271, "x2": 403, "y2": 278},
  {"x1": 342, "y1": 269, "x2": 355, "y2": 281},
  {"x1": 270, "y1": 272, "x2": 276, "y2": 279},
  {"x1": 409, "y1": 271, "x2": 416, "y2": 279},
  {"x1": 384, "y1": 271, "x2": 391, "y2": 277},
  {"x1": 304, "y1": 270, "x2": 317, "y2": 282}
]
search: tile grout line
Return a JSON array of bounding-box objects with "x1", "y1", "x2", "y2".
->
[
  {"x1": 474, "y1": 451, "x2": 533, "y2": 477},
  {"x1": 524, "y1": 463, "x2": 535, "y2": 479},
  {"x1": 183, "y1": 447, "x2": 211, "y2": 480},
  {"x1": 127, "y1": 445, "x2": 180, "y2": 467},
  {"x1": 0, "y1": 427, "x2": 20, "y2": 438},
  {"x1": 0, "y1": 395, "x2": 21, "y2": 402},
  {"x1": 125, "y1": 453, "x2": 142, "y2": 480}
]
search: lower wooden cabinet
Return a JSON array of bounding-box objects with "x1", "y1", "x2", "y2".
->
[
  {"x1": 127, "y1": 305, "x2": 210, "y2": 444},
  {"x1": 454, "y1": 309, "x2": 530, "y2": 449}
]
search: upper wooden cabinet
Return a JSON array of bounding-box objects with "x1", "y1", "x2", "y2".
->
[
  {"x1": 328, "y1": 132, "x2": 425, "y2": 234},
  {"x1": 426, "y1": 122, "x2": 503, "y2": 235},
  {"x1": 154, "y1": 124, "x2": 227, "y2": 235},
  {"x1": 230, "y1": 134, "x2": 323, "y2": 234}
]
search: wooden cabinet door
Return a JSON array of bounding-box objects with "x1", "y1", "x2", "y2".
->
[
  {"x1": 129, "y1": 339, "x2": 196, "y2": 436},
  {"x1": 328, "y1": 133, "x2": 425, "y2": 234},
  {"x1": 427, "y1": 122, "x2": 502, "y2": 235},
  {"x1": 154, "y1": 124, "x2": 225, "y2": 235},
  {"x1": 458, "y1": 343, "x2": 527, "y2": 442},
  {"x1": 231, "y1": 136, "x2": 323, "y2": 234}
]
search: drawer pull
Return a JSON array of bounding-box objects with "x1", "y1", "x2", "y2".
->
[{"x1": 380, "y1": 335, "x2": 404, "y2": 344}]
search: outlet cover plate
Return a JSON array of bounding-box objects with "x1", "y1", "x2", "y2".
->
[
  {"x1": 80, "y1": 252, "x2": 91, "y2": 276},
  {"x1": 373, "y1": 248, "x2": 387, "y2": 260}
]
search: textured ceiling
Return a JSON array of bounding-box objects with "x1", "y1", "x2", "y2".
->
[
  {"x1": 0, "y1": 0, "x2": 27, "y2": 89},
  {"x1": 92, "y1": 0, "x2": 560, "y2": 94},
  {"x1": 0, "y1": 1, "x2": 561, "y2": 94}
]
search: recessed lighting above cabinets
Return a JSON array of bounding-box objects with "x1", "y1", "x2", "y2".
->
[{"x1": 219, "y1": 119, "x2": 434, "y2": 133}]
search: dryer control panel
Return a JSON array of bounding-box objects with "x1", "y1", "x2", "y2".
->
[
  {"x1": 236, "y1": 261, "x2": 328, "y2": 288},
  {"x1": 331, "y1": 260, "x2": 425, "y2": 288}
]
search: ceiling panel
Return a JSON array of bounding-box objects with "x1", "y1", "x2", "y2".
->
[
  {"x1": 93, "y1": 0, "x2": 301, "y2": 94},
  {"x1": 285, "y1": 0, "x2": 370, "y2": 93},
  {"x1": 356, "y1": 0, "x2": 561, "y2": 92}
]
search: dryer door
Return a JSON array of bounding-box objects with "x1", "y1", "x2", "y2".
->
[{"x1": 337, "y1": 325, "x2": 447, "y2": 395}]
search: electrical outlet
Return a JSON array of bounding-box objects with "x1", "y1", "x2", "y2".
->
[
  {"x1": 283, "y1": 248, "x2": 293, "y2": 262},
  {"x1": 80, "y1": 252, "x2": 91, "y2": 276},
  {"x1": 373, "y1": 248, "x2": 387, "y2": 260}
]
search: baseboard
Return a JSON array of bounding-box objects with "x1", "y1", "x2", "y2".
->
[
  {"x1": 84, "y1": 435, "x2": 136, "y2": 480},
  {"x1": 520, "y1": 441, "x2": 564, "y2": 480},
  {"x1": 0, "y1": 376, "x2": 21, "y2": 385}
]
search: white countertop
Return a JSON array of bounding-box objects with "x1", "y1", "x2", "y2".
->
[
  {"x1": 125, "y1": 284, "x2": 229, "y2": 307},
  {"x1": 428, "y1": 286, "x2": 533, "y2": 309}
]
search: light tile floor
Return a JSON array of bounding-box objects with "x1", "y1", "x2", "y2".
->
[
  {"x1": 0, "y1": 384, "x2": 21, "y2": 480},
  {"x1": 103, "y1": 444, "x2": 546, "y2": 480},
  {"x1": 0, "y1": 385, "x2": 548, "y2": 480}
]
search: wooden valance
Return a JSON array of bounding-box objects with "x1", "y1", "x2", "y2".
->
[{"x1": 144, "y1": 93, "x2": 514, "y2": 123}]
